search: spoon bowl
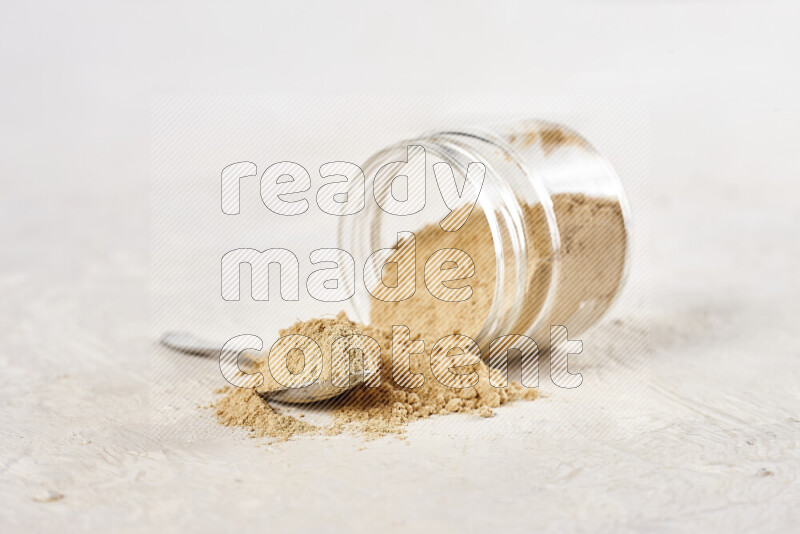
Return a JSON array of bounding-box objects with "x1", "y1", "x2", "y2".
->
[{"x1": 160, "y1": 331, "x2": 372, "y2": 404}]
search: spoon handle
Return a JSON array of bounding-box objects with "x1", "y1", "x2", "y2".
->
[{"x1": 160, "y1": 331, "x2": 227, "y2": 357}]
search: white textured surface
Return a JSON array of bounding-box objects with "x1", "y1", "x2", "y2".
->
[{"x1": 2, "y1": 1, "x2": 799, "y2": 532}]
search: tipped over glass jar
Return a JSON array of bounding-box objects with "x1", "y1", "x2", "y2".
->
[{"x1": 339, "y1": 119, "x2": 631, "y2": 352}]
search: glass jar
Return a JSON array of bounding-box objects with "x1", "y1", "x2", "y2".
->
[{"x1": 339, "y1": 119, "x2": 631, "y2": 352}]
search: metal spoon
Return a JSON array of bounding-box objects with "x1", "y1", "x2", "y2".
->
[{"x1": 160, "y1": 331, "x2": 373, "y2": 404}]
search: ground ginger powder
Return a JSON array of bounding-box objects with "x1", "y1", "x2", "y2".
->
[{"x1": 214, "y1": 193, "x2": 625, "y2": 441}]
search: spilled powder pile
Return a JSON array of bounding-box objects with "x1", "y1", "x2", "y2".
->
[
  {"x1": 215, "y1": 313, "x2": 535, "y2": 441},
  {"x1": 214, "y1": 193, "x2": 626, "y2": 441}
]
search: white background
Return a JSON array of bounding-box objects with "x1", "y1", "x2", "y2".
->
[{"x1": 2, "y1": 1, "x2": 799, "y2": 532}]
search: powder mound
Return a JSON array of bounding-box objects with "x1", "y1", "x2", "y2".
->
[
  {"x1": 214, "y1": 313, "x2": 539, "y2": 441},
  {"x1": 256, "y1": 316, "x2": 363, "y2": 392},
  {"x1": 215, "y1": 315, "x2": 361, "y2": 441}
]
